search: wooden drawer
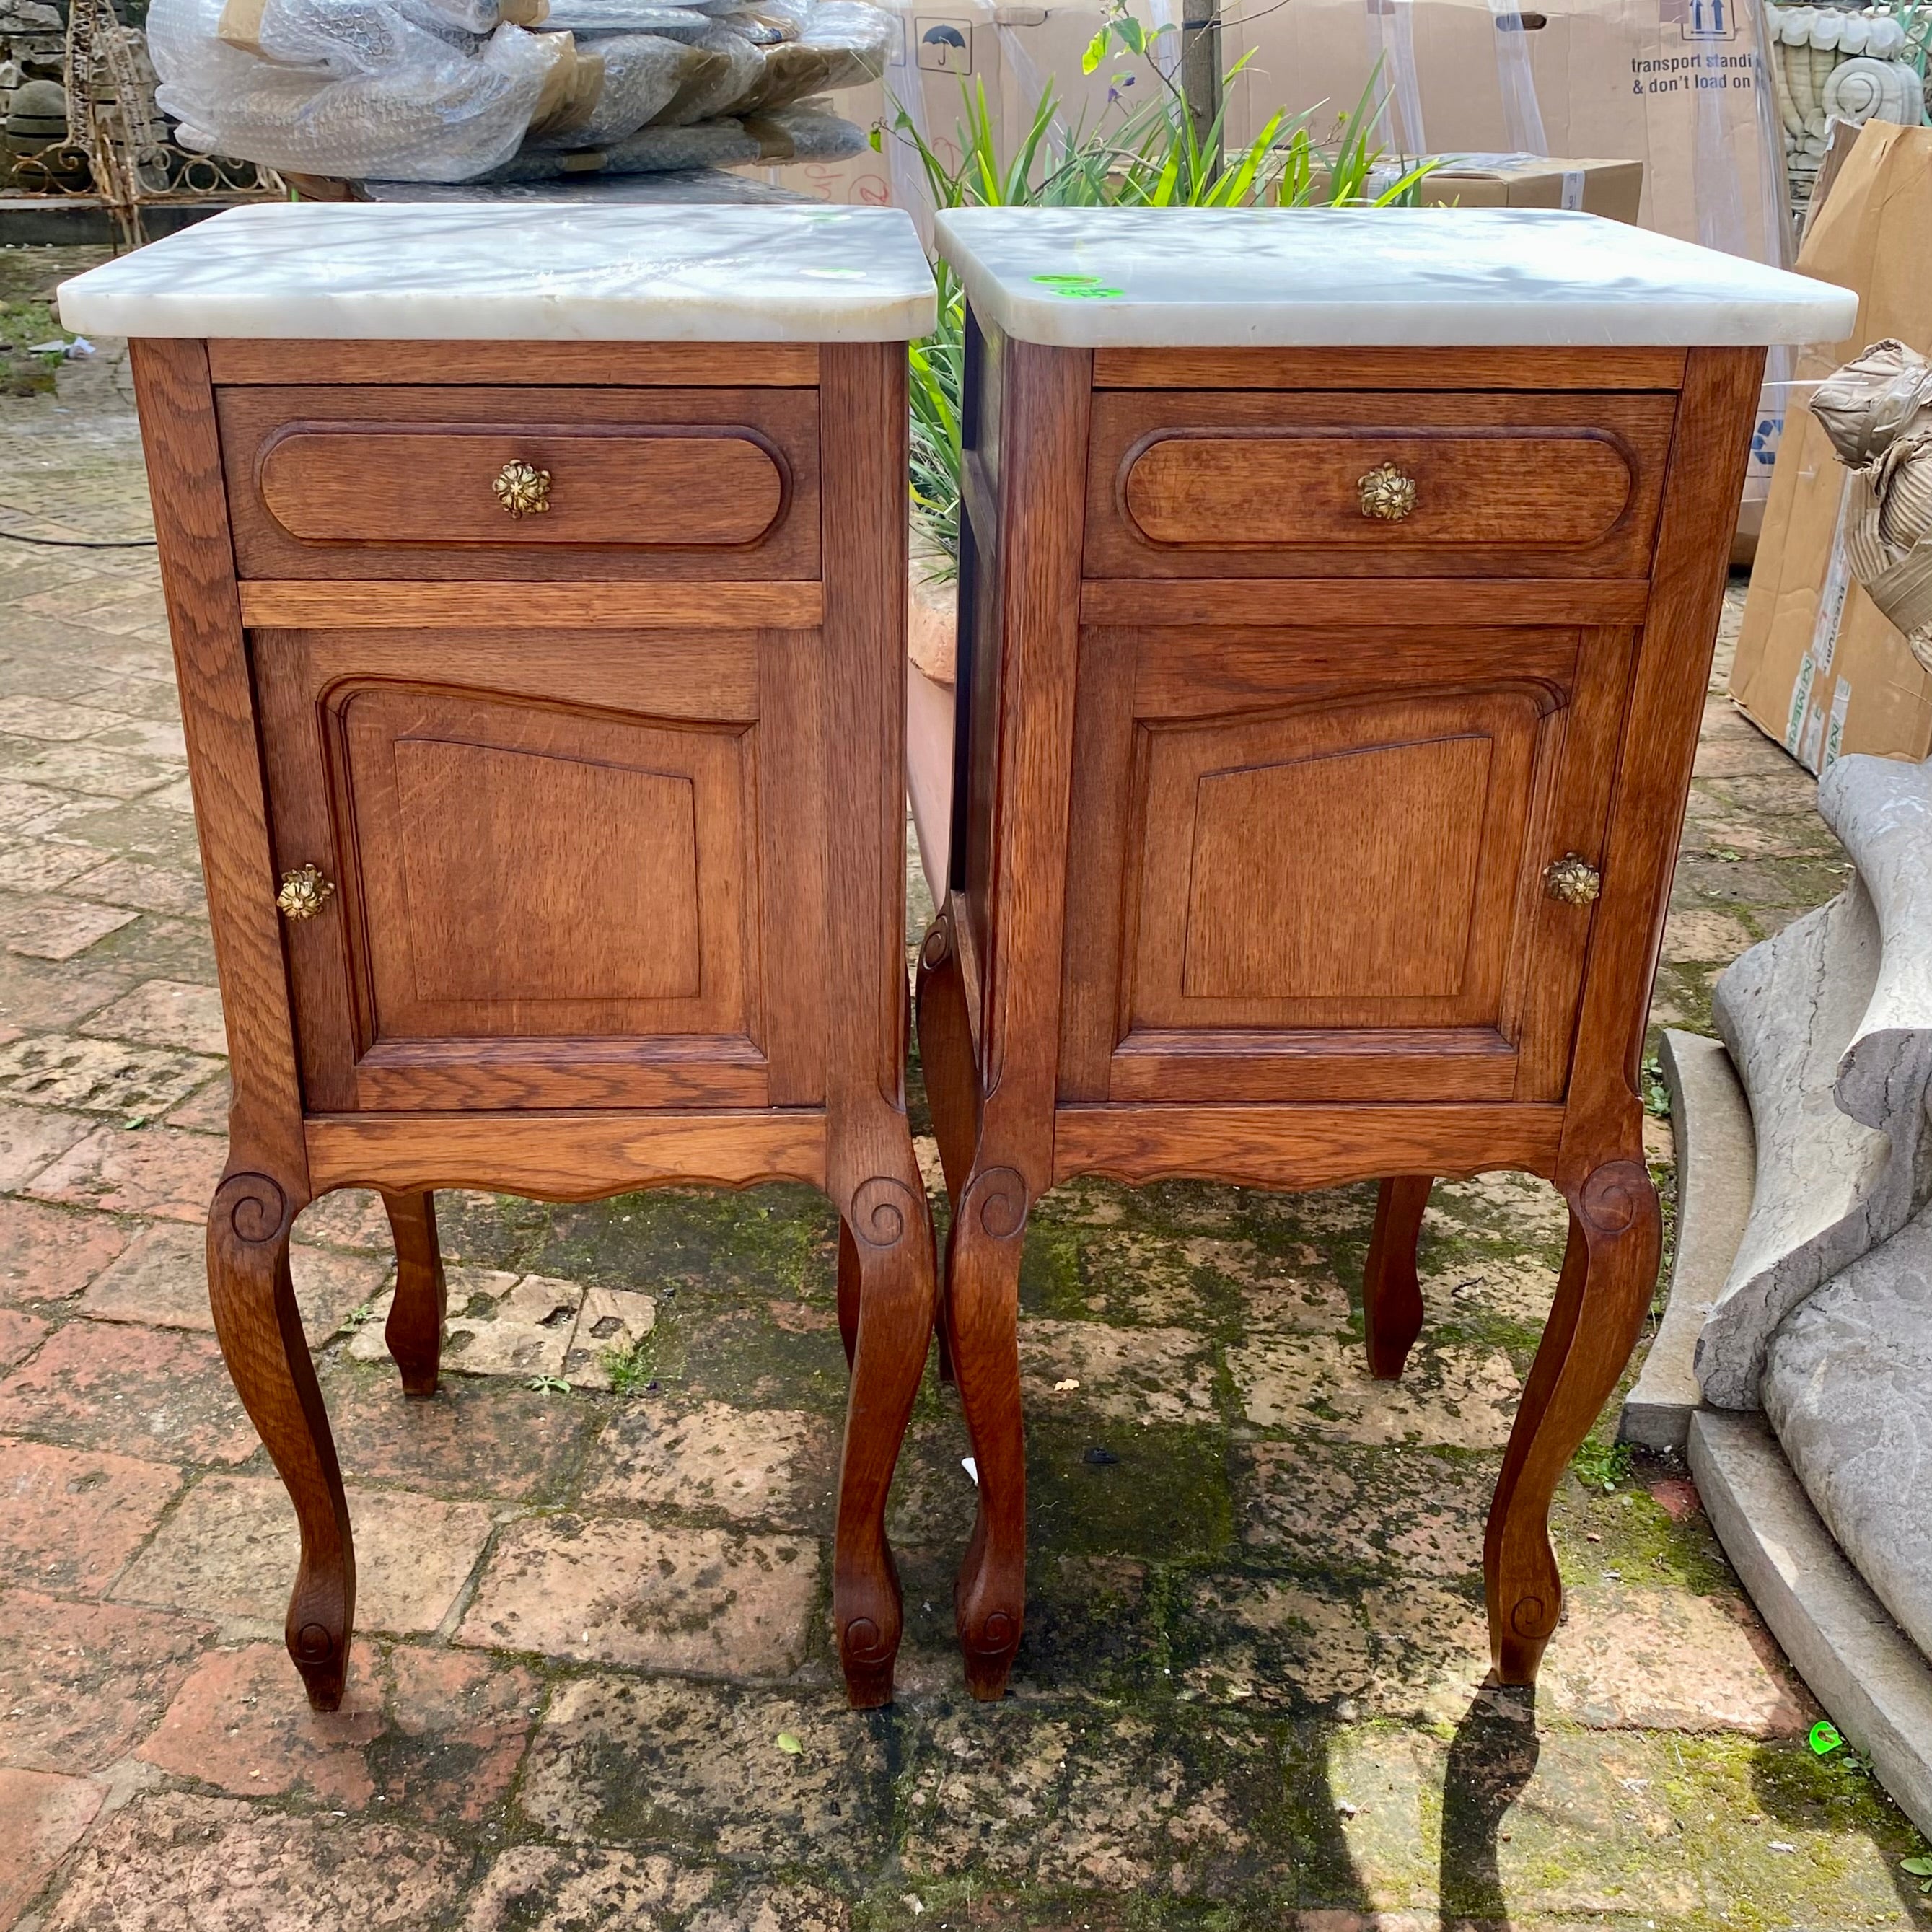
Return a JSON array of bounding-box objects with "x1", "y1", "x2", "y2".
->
[
  {"x1": 219, "y1": 385, "x2": 819, "y2": 581},
  {"x1": 1084, "y1": 390, "x2": 1677, "y2": 579}
]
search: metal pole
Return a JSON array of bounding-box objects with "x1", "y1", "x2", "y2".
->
[{"x1": 1180, "y1": 0, "x2": 1223, "y2": 179}]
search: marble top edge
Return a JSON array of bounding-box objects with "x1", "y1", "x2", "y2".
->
[
  {"x1": 59, "y1": 202, "x2": 939, "y2": 343},
  {"x1": 934, "y1": 206, "x2": 1858, "y2": 348}
]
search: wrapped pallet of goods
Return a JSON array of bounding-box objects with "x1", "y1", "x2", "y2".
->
[{"x1": 145, "y1": 0, "x2": 893, "y2": 183}]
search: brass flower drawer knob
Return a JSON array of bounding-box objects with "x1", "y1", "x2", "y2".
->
[
  {"x1": 493, "y1": 460, "x2": 553, "y2": 519},
  {"x1": 276, "y1": 864, "x2": 335, "y2": 921},
  {"x1": 1358, "y1": 461, "x2": 1418, "y2": 521},
  {"x1": 1544, "y1": 853, "x2": 1603, "y2": 905}
]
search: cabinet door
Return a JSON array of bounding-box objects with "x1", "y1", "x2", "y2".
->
[
  {"x1": 255, "y1": 625, "x2": 825, "y2": 1112},
  {"x1": 1058, "y1": 624, "x2": 1633, "y2": 1105}
]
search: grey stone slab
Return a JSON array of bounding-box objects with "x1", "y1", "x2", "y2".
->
[
  {"x1": 1697, "y1": 882, "x2": 1898, "y2": 1406},
  {"x1": 1764, "y1": 1200, "x2": 1932, "y2": 1660},
  {"x1": 1696, "y1": 752, "x2": 1932, "y2": 1409},
  {"x1": 1620, "y1": 1029, "x2": 1755, "y2": 1452},
  {"x1": 1690, "y1": 1408, "x2": 1932, "y2": 1839},
  {"x1": 1821, "y1": 750, "x2": 1932, "y2": 1130}
]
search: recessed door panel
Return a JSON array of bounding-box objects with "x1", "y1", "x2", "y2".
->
[
  {"x1": 390, "y1": 737, "x2": 701, "y2": 1005},
  {"x1": 1133, "y1": 689, "x2": 1543, "y2": 1035},
  {"x1": 255, "y1": 626, "x2": 827, "y2": 1113},
  {"x1": 340, "y1": 686, "x2": 747, "y2": 1045},
  {"x1": 1180, "y1": 732, "x2": 1492, "y2": 1002},
  {"x1": 1058, "y1": 624, "x2": 1635, "y2": 1106}
]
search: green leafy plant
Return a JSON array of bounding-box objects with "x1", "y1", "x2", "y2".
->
[
  {"x1": 600, "y1": 1338, "x2": 657, "y2": 1395},
  {"x1": 1641, "y1": 1053, "x2": 1672, "y2": 1120},
  {"x1": 1902, "y1": 1853, "x2": 1932, "y2": 1896},
  {"x1": 1572, "y1": 1434, "x2": 1635, "y2": 1495},
  {"x1": 887, "y1": 27, "x2": 1436, "y2": 563}
]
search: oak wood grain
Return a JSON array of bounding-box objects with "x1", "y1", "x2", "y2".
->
[
  {"x1": 130, "y1": 338, "x2": 309, "y2": 1187},
  {"x1": 206, "y1": 1164, "x2": 348, "y2": 1709},
  {"x1": 219, "y1": 385, "x2": 819, "y2": 581},
  {"x1": 304, "y1": 1109, "x2": 828, "y2": 1198},
  {"x1": 258, "y1": 424, "x2": 787, "y2": 549},
  {"x1": 1050, "y1": 1102, "x2": 1564, "y2": 1190},
  {"x1": 1090, "y1": 346, "x2": 1687, "y2": 390},
  {"x1": 817, "y1": 342, "x2": 939, "y2": 1708},
  {"x1": 238, "y1": 580, "x2": 823, "y2": 628},
  {"x1": 1058, "y1": 630, "x2": 1602, "y2": 1107},
  {"x1": 380, "y1": 1190, "x2": 444, "y2": 1397},
  {"x1": 1364, "y1": 1176, "x2": 1432, "y2": 1380},
  {"x1": 920, "y1": 331, "x2": 1762, "y2": 1706},
  {"x1": 1123, "y1": 427, "x2": 1639, "y2": 553},
  {"x1": 943, "y1": 333, "x2": 1094, "y2": 1700},
  {"x1": 1079, "y1": 578, "x2": 1650, "y2": 628},
  {"x1": 209, "y1": 339, "x2": 820, "y2": 386},
  {"x1": 1086, "y1": 391, "x2": 1674, "y2": 580},
  {"x1": 1556, "y1": 348, "x2": 1767, "y2": 1185}
]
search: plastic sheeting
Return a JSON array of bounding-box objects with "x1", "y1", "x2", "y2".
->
[{"x1": 148, "y1": 0, "x2": 891, "y2": 180}]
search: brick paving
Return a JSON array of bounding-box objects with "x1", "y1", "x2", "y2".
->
[{"x1": 0, "y1": 243, "x2": 1926, "y2": 1930}]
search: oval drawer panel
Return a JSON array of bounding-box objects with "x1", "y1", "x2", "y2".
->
[
  {"x1": 1084, "y1": 389, "x2": 1677, "y2": 579},
  {"x1": 256, "y1": 423, "x2": 788, "y2": 548},
  {"x1": 1123, "y1": 426, "x2": 1638, "y2": 551}
]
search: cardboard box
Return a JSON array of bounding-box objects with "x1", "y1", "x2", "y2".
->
[
  {"x1": 1415, "y1": 154, "x2": 1645, "y2": 223},
  {"x1": 1729, "y1": 120, "x2": 1932, "y2": 771}
]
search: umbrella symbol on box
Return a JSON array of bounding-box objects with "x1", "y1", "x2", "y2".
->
[{"x1": 917, "y1": 19, "x2": 971, "y2": 71}]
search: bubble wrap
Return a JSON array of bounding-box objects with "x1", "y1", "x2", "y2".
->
[
  {"x1": 651, "y1": 22, "x2": 758, "y2": 123},
  {"x1": 533, "y1": 0, "x2": 709, "y2": 31},
  {"x1": 149, "y1": 0, "x2": 874, "y2": 181},
  {"x1": 526, "y1": 30, "x2": 697, "y2": 145},
  {"x1": 153, "y1": 0, "x2": 563, "y2": 179},
  {"x1": 480, "y1": 96, "x2": 861, "y2": 175},
  {"x1": 732, "y1": 0, "x2": 887, "y2": 111}
]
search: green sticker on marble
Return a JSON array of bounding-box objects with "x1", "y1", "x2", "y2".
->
[{"x1": 1029, "y1": 273, "x2": 1125, "y2": 300}]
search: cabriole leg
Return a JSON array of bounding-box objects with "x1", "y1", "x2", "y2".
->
[
  {"x1": 1363, "y1": 1174, "x2": 1432, "y2": 1381},
  {"x1": 1484, "y1": 1159, "x2": 1659, "y2": 1683},
  {"x1": 832, "y1": 1171, "x2": 939, "y2": 1709},
  {"x1": 380, "y1": 1189, "x2": 445, "y2": 1398},
  {"x1": 947, "y1": 1164, "x2": 1030, "y2": 1701},
  {"x1": 208, "y1": 1164, "x2": 354, "y2": 1711}
]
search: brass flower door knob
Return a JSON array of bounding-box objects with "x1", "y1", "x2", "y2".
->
[
  {"x1": 493, "y1": 460, "x2": 553, "y2": 518},
  {"x1": 1544, "y1": 854, "x2": 1603, "y2": 905},
  {"x1": 276, "y1": 864, "x2": 335, "y2": 921},
  {"x1": 1358, "y1": 461, "x2": 1418, "y2": 521}
]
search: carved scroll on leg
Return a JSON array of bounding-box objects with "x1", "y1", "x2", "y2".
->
[
  {"x1": 947, "y1": 1162, "x2": 1030, "y2": 1700},
  {"x1": 380, "y1": 1189, "x2": 445, "y2": 1398},
  {"x1": 833, "y1": 1172, "x2": 939, "y2": 1709},
  {"x1": 1364, "y1": 1174, "x2": 1432, "y2": 1381},
  {"x1": 1485, "y1": 1159, "x2": 1659, "y2": 1684},
  {"x1": 208, "y1": 1167, "x2": 354, "y2": 1711}
]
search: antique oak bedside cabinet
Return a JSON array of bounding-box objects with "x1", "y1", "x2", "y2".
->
[
  {"x1": 59, "y1": 203, "x2": 940, "y2": 1712},
  {"x1": 905, "y1": 207, "x2": 1853, "y2": 1700}
]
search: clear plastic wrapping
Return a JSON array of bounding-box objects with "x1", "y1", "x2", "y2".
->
[
  {"x1": 654, "y1": 22, "x2": 759, "y2": 121},
  {"x1": 149, "y1": 0, "x2": 881, "y2": 180},
  {"x1": 526, "y1": 30, "x2": 697, "y2": 144},
  {"x1": 734, "y1": 0, "x2": 890, "y2": 112},
  {"x1": 153, "y1": 0, "x2": 561, "y2": 178}
]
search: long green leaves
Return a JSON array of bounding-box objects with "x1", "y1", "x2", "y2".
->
[{"x1": 895, "y1": 45, "x2": 1437, "y2": 563}]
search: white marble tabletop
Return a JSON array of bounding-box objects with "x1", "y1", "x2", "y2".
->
[
  {"x1": 59, "y1": 203, "x2": 937, "y2": 343},
  {"x1": 934, "y1": 207, "x2": 1856, "y2": 349}
]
